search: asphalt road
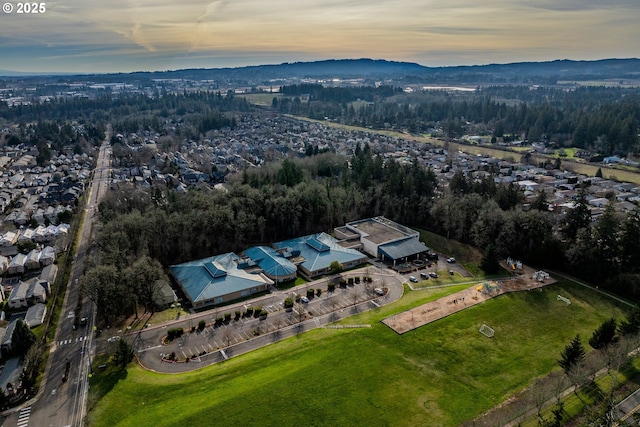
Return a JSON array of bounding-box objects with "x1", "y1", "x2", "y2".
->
[
  {"x1": 132, "y1": 267, "x2": 405, "y2": 374},
  {"x1": 1, "y1": 133, "x2": 112, "y2": 427}
]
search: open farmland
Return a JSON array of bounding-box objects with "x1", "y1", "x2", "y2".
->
[{"x1": 86, "y1": 279, "x2": 630, "y2": 427}]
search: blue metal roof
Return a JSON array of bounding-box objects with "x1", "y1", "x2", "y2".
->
[
  {"x1": 170, "y1": 253, "x2": 272, "y2": 304},
  {"x1": 274, "y1": 232, "x2": 367, "y2": 274},
  {"x1": 244, "y1": 246, "x2": 297, "y2": 279}
]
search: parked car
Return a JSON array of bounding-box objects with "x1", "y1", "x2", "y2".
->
[
  {"x1": 374, "y1": 288, "x2": 384, "y2": 296},
  {"x1": 420, "y1": 272, "x2": 429, "y2": 280},
  {"x1": 409, "y1": 276, "x2": 419, "y2": 283},
  {"x1": 300, "y1": 296, "x2": 309, "y2": 303},
  {"x1": 447, "y1": 257, "x2": 456, "y2": 263},
  {"x1": 429, "y1": 272, "x2": 438, "y2": 278}
]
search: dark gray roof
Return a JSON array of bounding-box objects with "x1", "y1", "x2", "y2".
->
[{"x1": 378, "y1": 238, "x2": 429, "y2": 260}]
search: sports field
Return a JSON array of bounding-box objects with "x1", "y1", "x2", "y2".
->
[{"x1": 86, "y1": 279, "x2": 630, "y2": 427}]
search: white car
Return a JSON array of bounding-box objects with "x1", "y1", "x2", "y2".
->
[
  {"x1": 107, "y1": 336, "x2": 121, "y2": 343},
  {"x1": 374, "y1": 288, "x2": 384, "y2": 296},
  {"x1": 447, "y1": 257, "x2": 456, "y2": 263},
  {"x1": 409, "y1": 276, "x2": 419, "y2": 283},
  {"x1": 300, "y1": 296, "x2": 309, "y2": 303}
]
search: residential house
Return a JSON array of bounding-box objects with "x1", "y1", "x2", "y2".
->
[
  {"x1": 0, "y1": 255, "x2": 8, "y2": 274},
  {"x1": 38, "y1": 264, "x2": 57, "y2": 294},
  {"x1": 25, "y1": 303, "x2": 47, "y2": 327},
  {"x1": 25, "y1": 249, "x2": 41, "y2": 270},
  {"x1": 8, "y1": 253, "x2": 26, "y2": 275},
  {"x1": 7, "y1": 280, "x2": 29, "y2": 309},
  {"x1": 39, "y1": 246, "x2": 56, "y2": 267},
  {"x1": 26, "y1": 277, "x2": 47, "y2": 304},
  {"x1": 0, "y1": 231, "x2": 17, "y2": 247}
]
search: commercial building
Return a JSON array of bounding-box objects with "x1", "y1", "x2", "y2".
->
[
  {"x1": 335, "y1": 216, "x2": 429, "y2": 266},
  {"x1": 170, "y1": 253, "x2": 273, "y2": 309},
  {"x1": 274, "y1": 232, "x2": 368, "y2": 279}
]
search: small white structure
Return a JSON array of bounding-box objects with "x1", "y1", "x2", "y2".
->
[
  {"x1": 557, "y1": 295, "x2": 571, "y2": 305},
  {"x1": 479, "y1": 324, "x2": 495, "y2": 338}
]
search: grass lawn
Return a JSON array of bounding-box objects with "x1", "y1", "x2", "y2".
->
[
  {"x1": 86, "y1": 279, "x2": 630, "y2": 427},
  {"x1": 237, "y1": 93, "x2": 281, "y2": 106}
]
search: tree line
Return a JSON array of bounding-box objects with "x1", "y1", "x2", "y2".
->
[{"x1": 274, "y1": 85, "x2": 640, "y2": 156}]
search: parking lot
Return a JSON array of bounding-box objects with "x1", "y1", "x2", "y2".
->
[{"x1": 132, "y1": 266, "x2": 404, "y2": 372}]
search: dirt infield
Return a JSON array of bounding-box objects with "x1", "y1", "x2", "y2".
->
[{"x1": 382, "y1": 265, "x2": 557, "y2": 334}]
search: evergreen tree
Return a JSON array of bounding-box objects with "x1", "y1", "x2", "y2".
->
[
  {"x1": 620, "y1": 208, "x2": 640, "y2": 273},
  {"x1": 558, "y1": 335, "x2": 585, "y2": 375},
  {"x1": 619, "y1": 306, "x2": 640, "y2": 337},
  {"x1": 113, "y1": 338, "x2": 135, "y2": 369},
  {"x1": 479, "y1": 244, "x2": 501, "y2": 274},
  {"x1": 588, "y1": 318, "x2": 617, "y2": 350},
  {"x1": 562, "y1": 190, "x2": 591, "y2": 240},
  {"x1": 10, "y1": 319, "x2": 36, "y2": 357}
]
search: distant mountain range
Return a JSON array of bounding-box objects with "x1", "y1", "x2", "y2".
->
[{"x1": 3, "y1": 58, "x2": 640, "y2": 84}]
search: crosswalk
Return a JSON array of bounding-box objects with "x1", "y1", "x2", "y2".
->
[
  {"x1": 58, "y1": 336, "x2": 87, "y2": 347},
  {"x1": 17, "y1": 405, "x2": 30, "y2": 427}
]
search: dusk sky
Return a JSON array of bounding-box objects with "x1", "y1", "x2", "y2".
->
[{"x1": 1, "y1": 0, "x2": 638, "y2": 73}]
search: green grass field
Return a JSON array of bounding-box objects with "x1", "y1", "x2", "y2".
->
[{"x1": 86, "y1": 279, "x2": 630, "y2": 427}]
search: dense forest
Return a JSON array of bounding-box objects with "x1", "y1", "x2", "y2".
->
[
  {"x1": 274, "y1": 85, "x2": 640, "y2": 156},
  {"x1": 0, "y1": 91, "x2": 247, "y2": 145}
]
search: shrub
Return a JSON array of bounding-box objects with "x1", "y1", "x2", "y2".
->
[
  {"x1": 246, "y1": 307, "x2": 254, "y2": 316},
  {"x1": 215, "y1": 317, "x2": 223, "y2": 326},
  {"x1": 306, "y1": 289, "x2": 315, "y2": 299},
  {"x1": 167, "y1": 328, "x2": 184, "y2": 341},
  {"x1": 316, "y1": 289, "x2": 322, "y2": 297},
  {"x1": 354, "y1": 276, "x2": 360, "y2": 284},
  {"x1": 327, "y1": 283, "x2": 336, "y2": 292},
  {"x1": 224, "y1": 313, "x2": 232, "y2": 322},
  {"x1": 348, "y1": 277, "x2": 354, "y2": 285},
  {"x1": 198, "y1": 320, "x2": 206, "y2": 331},
  {"x1": 234, "y1": 310, "x2": 241, "y2": 320},
  {"x1": 284, "y1": 298, "x2": 294, "y2": 309},
  {"x1": 190, "y1": 326, "x2": 196, "y2": 333},
  {"x1": 259, "y1": 309, "x2": 268, "y2": 319},
  {"x1": 253, "y1": 306, "x2": 262, "y2": 318}
]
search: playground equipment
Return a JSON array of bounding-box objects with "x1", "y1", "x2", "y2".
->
[
  {"x1": 479, "y1": 282, "x2": 501, "y2": 294},
  {"x1": 532, "y1": 270, "x2": 550, "y2": 282},
  {"x1": 506, "y1": 257, "x2": 523, "y2": 270}
]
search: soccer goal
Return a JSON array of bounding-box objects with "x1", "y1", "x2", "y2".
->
[{"x1": 479, "y1": 324, "x2": 495, "y2": 338}]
